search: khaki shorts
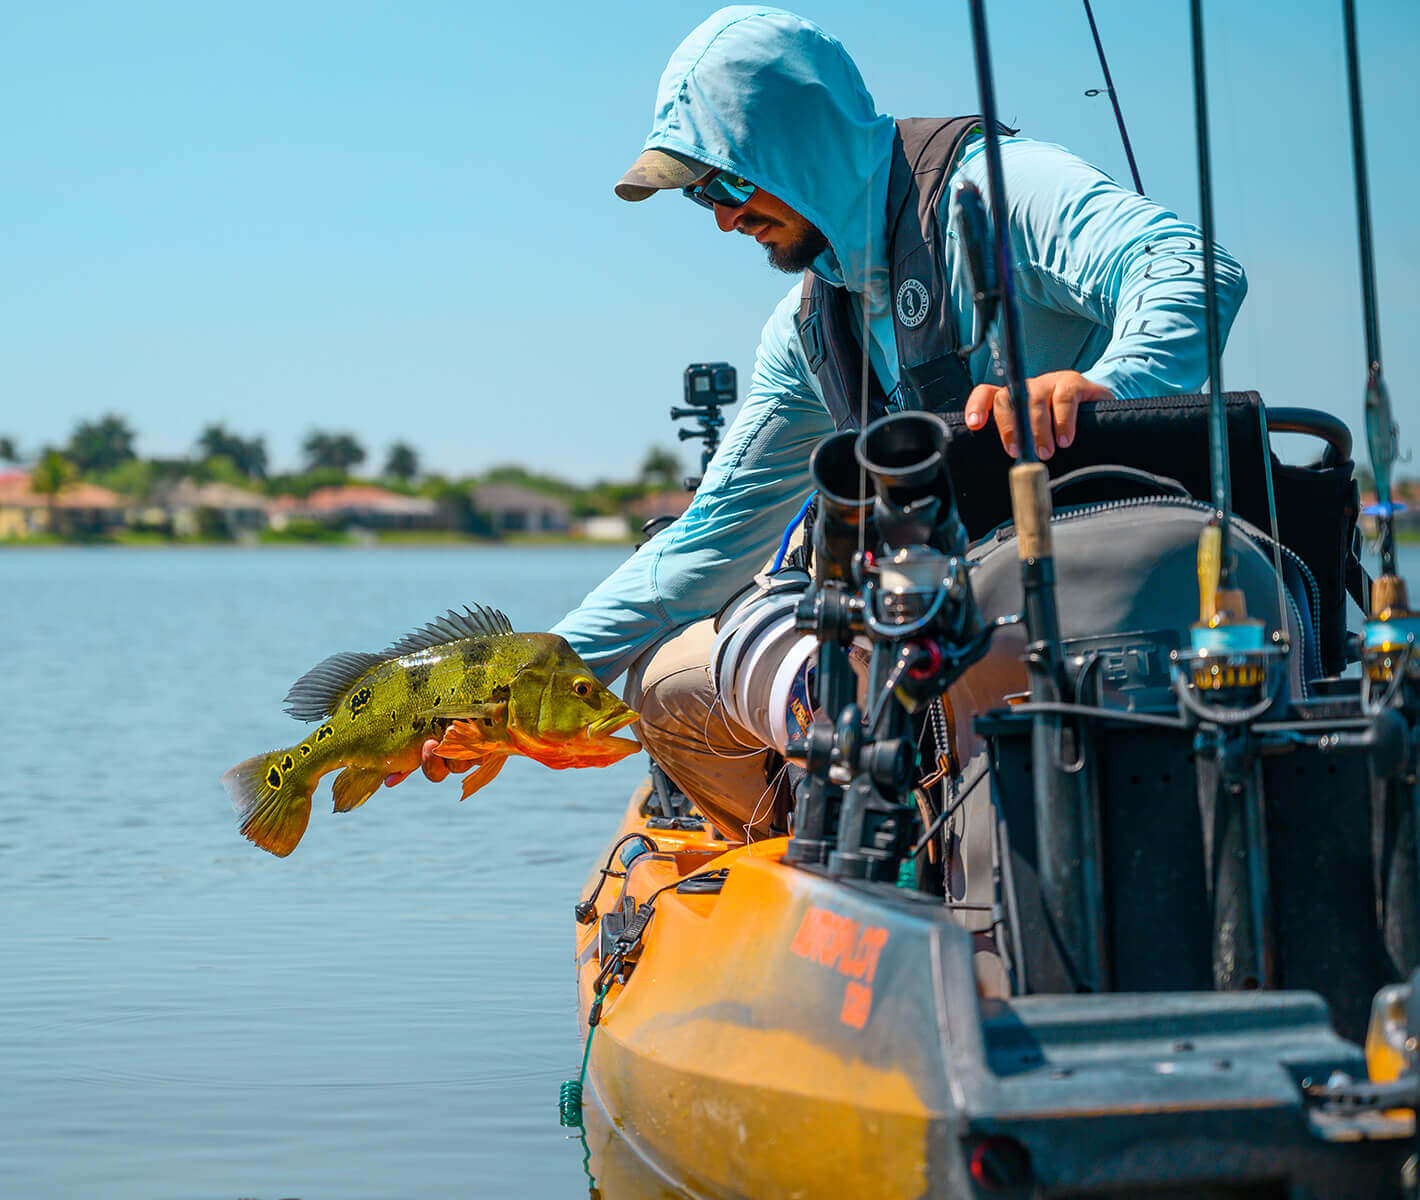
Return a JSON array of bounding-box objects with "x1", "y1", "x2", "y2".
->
[{"x1": 623, "y1": 617, "x2": 791, "y2": 842}]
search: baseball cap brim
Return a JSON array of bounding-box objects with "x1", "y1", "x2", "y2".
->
[{"x1": 614, "y1": 148, "x2": 712, "y2": 201}]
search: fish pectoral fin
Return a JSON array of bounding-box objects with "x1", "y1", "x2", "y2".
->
[
  {"x1": 331, "y1": 765, "x2": 386, "y2": 813},
  {"x1": 459, "y1": 755, "x2": 508, "y2": 801},
  {"x1": 431, "y1": 715, "x2": 506, "y2": 761}
]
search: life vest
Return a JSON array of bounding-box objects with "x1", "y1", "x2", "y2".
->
[{"x1": 795, "y1": 116, "x2": 996, "y2": 431}]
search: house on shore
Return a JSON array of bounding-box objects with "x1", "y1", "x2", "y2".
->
[
  {"x1": 153, "y1": 479, "x2": 270, "y2": 538},
  {"x1": 0, "y1": 471, "x2": 127, "y2": 538},
  {"x1": 577, "y1": 514, "x2": 632, "y2": 541},
  {"x1": 270, "y1": 484, "x2": 440, "y2": 532},
  {"x1": 472, "y1": 483, "x2": 572, "y2": 535}
]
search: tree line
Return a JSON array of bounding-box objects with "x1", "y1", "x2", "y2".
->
[{"x1": 0, "y1": 413, "x2": 685, "y2": 517}]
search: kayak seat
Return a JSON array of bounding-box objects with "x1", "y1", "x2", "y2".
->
[{"x1": 939, "y1": 392, "x2": 1361, "y2": 676}]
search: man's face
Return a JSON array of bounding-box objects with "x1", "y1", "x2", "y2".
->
[{"x1": 705, "y1": 181, "x2": 829, "y2": 273}]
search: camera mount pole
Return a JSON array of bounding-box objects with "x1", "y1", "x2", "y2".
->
[{"x1": 967, "y1": 0, "x2": 1107, "y2": 992}]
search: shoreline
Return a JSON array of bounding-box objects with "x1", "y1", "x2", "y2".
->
[{"x1": 0, "y1": 534, "x2": 638, "y2": 550}]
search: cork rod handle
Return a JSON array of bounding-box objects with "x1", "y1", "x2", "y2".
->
[{"x1": 1009, "y1": 462, "x2": 1053, "y2": 560}]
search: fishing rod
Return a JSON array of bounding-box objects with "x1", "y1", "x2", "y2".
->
[
  {"x1": 966, "y1": 0, "x2": 1108, "y2": 992},
  {"x1": 1343, "y1": 0, "x2": 1405, "y2": 622},
  {"x1": 1188, "y1": 0, "x2": 1236, "y2": 609},
  {"x1": 1342, "y1": 0, "x2": 1420, "y2": 983},
  {"x1": 1177, "y1": 0, "x2": 1281, "y2": 992},
  {"x1": 1081, "y1": 0, "x2": 1144, "y2": 194}
]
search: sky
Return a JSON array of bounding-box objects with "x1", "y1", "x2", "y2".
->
[{"x1": 1, "y1": 0, "x2": 1416, "y2": 483}]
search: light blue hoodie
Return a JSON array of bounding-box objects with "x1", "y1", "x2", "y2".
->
[{"x1": 553, "y1": 7, "x2": 1247, "y2": 682}]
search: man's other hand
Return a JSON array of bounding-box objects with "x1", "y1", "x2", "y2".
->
[
  {"x1": 963, "y1": 371, "x2": 1114, "y2": 460},
  {"x1": 384, "y1": 738, "x2": 471, "y2": 788}
]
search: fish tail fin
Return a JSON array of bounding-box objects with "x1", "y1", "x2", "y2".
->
[
  {"x1": 331, "y1": 765, "x2": 386, "y2": 813},
  {"x1": 222, "y1": 747, "x2": 316, "y2": 857}
]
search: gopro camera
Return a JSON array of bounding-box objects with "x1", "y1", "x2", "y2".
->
[{"x1": 683, "y1": 362, "x2": 737, "y2": 409}]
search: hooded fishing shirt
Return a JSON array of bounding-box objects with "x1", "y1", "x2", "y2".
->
[{"x1": 552, "y1": 6, "x2": 1247, "y2": 683}]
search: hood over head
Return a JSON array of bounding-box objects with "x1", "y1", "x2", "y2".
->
[{"x1": 634, "y1": 6, "x2": 897, "y2": 307}]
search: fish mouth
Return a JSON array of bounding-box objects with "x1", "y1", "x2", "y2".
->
[{"x1": 587, "y1": 708, "x2": 639, "y2": 740}]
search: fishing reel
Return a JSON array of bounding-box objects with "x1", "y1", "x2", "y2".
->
[
  {"x1": 1170, "y1": 612, "x2": 1288, "y2": 725},
  {"x1": 1362, "y1": 576, "x2": 1420, "y2": 709},
  {"x1": 1168, "y1": 523, "x2": 1288, "y2": 726}
]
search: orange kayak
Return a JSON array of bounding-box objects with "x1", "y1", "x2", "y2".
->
[{"x1": 572, "y1": 782, "x2": 1410, "y2": 1198}]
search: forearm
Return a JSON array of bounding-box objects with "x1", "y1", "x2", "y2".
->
[
  {"x1": 1083, "y1": 232, "x2": 1247, "y2": 398},
  {"x1": 553, "y1": 304, "x2": 833, "y2": 683}
]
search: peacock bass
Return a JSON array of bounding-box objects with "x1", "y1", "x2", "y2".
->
[{"x1": 223, "y1": 606, "x2": 639, "y2": 857}]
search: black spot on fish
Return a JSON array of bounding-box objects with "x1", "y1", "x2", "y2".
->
[
  {"x1": 432, "y1": 695, "x2": 440, "y2": 707},
  {"x1": 280, "y1": 754, "x2": 294, "y2": 772},
  {"x1": 349, "y1": 687, "x2": 372, "y2": 716},
  {"x1": 299, "y1": 744, "x2": 312, "y2": 757},
  {"x1": 315, "y1": 724, "x2": 334, "y2": 742},
  {"x1": 406, "y1": 662, "x2": 432, "y2": 691},
  {"x1": 266, "y1": 765, "x2": 282, "y2": 788},
  {"x1": 461, "y1": 642, "x2": 493, "y2": 668}
]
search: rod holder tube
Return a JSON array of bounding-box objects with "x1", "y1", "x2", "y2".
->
[
  {"x1": 856, "y1": 411, "x2": 950, "y2": 502},
  {"x1": 1023, "y1": 557, "x2": 1110, "y2": 993},
  {"x1": 809, "y1": 431, "x2": 873, "y2": 585}
]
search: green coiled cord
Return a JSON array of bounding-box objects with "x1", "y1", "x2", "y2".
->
[{"x1": 559, "y1": 985, "x2": 610, "y2": 1127}]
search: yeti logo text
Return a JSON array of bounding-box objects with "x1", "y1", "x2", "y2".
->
[{"x1": 896, "y1": 278, "x2": 929, "y2": 328}]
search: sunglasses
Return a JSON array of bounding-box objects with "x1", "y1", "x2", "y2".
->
[{"x1": 682, "y1": 170, "x2": 758, "y2": 210}]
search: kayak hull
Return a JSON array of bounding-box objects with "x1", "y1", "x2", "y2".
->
[{"x1": 575, "y1": 787, "x2": 1411, "y2": 1198}]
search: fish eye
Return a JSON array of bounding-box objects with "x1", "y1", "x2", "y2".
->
[{"x1": 572, "y1": 678, "x2": 593, "y2": 699}]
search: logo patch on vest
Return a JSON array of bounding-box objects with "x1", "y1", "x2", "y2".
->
[{"x1": 895, "y1": 278, "x2": 929, "y2": 328}]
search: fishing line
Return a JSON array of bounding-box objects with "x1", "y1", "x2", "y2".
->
[
  {"x1": 743, "y1": 758, "x2": 790, "y2": 843},
  {"x1": 1256, "y1": 404, "x2": 1294, "y2": 673},
  {"x1": 702, "y1": 689, "x2": 777, "y2": 756},
  {"x1": 856, "y1": 130, "x2": 875, "y2": 565}
]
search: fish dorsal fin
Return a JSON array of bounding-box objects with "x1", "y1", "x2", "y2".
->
[
  {"x1": 383, "y1": 604, "x2": 514, "y2": 658},
  {"x1": 283, "y1": 650, "x2": 386, "y2": 721}
]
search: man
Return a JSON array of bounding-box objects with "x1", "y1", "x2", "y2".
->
[{"x1": 399, "y1": 6, "x2": 1246, "y2": 836}]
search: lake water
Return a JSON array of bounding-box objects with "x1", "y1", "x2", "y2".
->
[
  {"x1": 2, "y1": 539, "x2": 1406, "y2": 1199},
  {"x1": 0, "y1": 545, "x2": 652, "y2": 1200}
]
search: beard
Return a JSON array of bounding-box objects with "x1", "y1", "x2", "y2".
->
[{"x1": 765, "y1": 223, "x2": 829, "y2": 273}]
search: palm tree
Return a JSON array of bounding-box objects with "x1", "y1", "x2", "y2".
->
[
  {"x1": 65, "y1": 414, "x2": 136, "y2": 473},
  {"x1": 302, "y1": 431, "x2": 366, "y2": 474},
  {"x1": 197, "y1": 425, "x2": 268, "y2": 478},
  {"x1": 30, "y1": 449, "x2": 77, "y2": 537},
  {"x1": 384, "y1": 442, "x2": 419, "y2": 482},
  {"x1": 0, "y1": 436, "x2": 17, "y2": 464},
  {"x1": 639, "y1": 446, "x2": 683, "y2": 490}
]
